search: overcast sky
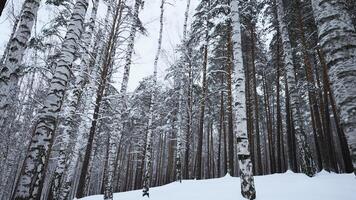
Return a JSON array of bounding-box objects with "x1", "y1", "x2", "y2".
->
[{"x1": 0, "y1": 0, "x2": 199, "y2": 92}]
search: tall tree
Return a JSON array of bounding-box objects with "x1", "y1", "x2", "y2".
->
[
  {"x1": 231, "y1": 0, "x2": 256, "y2": 199},
  {"x1": 143, "y1": 0, "x2": 164, "y2": 197},
  {"x1": 195, "y1": 0, "x2": 210, "y2": 180},
  {"x1": 312, "y1": 0, "x2": 356, "y2": 174},
  {"x1": 76, "y1": 0, "x2": 127, "y2": 197},
  {"x1": 48, "y1": 0, "x2": 100, "y2": 198},
  {"x1": 182, "y1": 0, "x2": 192, "y2": 180},
  {"x1": 12, "y1": 0, "x2": 89, "y2": 199},
  {"x1": 0, "y1": 0, "x2": 41, "y2": 129},
  {"x1": 276, "y1": 0, "x2": 313, "y2": 176}
]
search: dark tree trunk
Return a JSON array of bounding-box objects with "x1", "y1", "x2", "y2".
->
[
  {"x1": 218, "y1": 74, "x2": 224, "y2": 177},
  {"x1": 184, "y1": 49, "x2": 193, "y2": 179},
  {"x1": 226, "y1": 27, "x2": 235, "y2": 176},
  {"x1": 0, "y1": 0, "x2": 6, "y2": 16},
  {"x1": 195, "y1": 17, "x2": 209, "y2": 179},
  {"x1": 276, "y1": 33, "x2": 283, "y2": 173},
  {"x1": 316, "y1": 47, "x2": 354, "y2": 173},
  {"x1": 250, "y1": 25, "x2": 262, "y2": 175},
  {"x1": 263, "y1": 71, "x2": 275, "y2": 174}
]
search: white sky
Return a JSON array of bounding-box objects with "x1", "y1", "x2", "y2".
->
[
  {"x1": 125, "y1": 0, "x2": 199, "y2": 91},
  {"x1": 0, "y1": 0, "x2": 199, "y2": 92}
]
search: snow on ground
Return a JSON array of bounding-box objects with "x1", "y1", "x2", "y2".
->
[{"x1": 78, "y1": 171, "x2": 356, "y2": 200}]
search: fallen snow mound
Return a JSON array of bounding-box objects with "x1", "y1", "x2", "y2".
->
[{"x1": 79, "y1": 171, "x2": 356, "y2": 200}]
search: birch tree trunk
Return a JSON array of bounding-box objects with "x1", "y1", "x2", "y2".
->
[
  {"x1": 231, "y1": 0, "x2": 256, "y2": 199},
  {"x1": 276, "y1": 0, "x2": 314, "y2": 176},
  {"x1": 143, "y1": 0, "x2": 163, "y2": 196},
  {"x1": 12, "y1": 0, "x2": 89, "y2": 199},
  {"x1": 49, "y1": 0, "x2": 100, "y2": 198},
  {"x1": 58, "y1": 4, "x2": 114, "y2": 199},
  {"x1": 311, "y1": 0, "x2": 356, "y2": 174},
  {"x1": 0, "y1": 4, "x2": 22, "y2": 65},
  {"x1": 0, "y1": 0, "x2": 41, "y2": 129}
]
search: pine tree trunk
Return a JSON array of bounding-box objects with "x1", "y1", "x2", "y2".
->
[
  {"x1": 249, "y1": 24, "x2": 262, "y2": 174},
  {"x1": 312, "y1": 0, "x2": 356, "y2": 174},
  {"x1": 316, "y1": 47, "x2": 354, "y2": 173},
  {"x1": 231, "y1": 1, "x2": 256, "y2": 199},
  {"x1": 176, "y1": 0, "x2": 190, "y2": 182},
  {"x1": 275, "y1": 34, "x2": 283, "y2": 173},
  {"x1": 262, "y1": 72, "x2": 276, "y2": 173},
  {"x1": 227, "y1": 25, "x2": 235, "y2": 176},
  {"x1": 184, "y1": 52, "x2": 193, "y2": 179},
  {"x1": 195, "y1": 2, "x2": 209, "y2": 180},
  {"x1": 246, "y1": 61, "x2": 255, "y2": 174},
  {"x1": 102, "y1": 2, "x2": 127, "y2": 199},
  {"x1": 218, "y1": 74, "x2": 224, "y2": 176},
  {"x1": 295, "y1": 0, "x2": 330, "y2": 172},
  {"x1": 77, "y1": 1, "x2": 125, "y2": 198}
]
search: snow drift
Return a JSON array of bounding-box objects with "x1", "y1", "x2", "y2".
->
[{"x1": 78, "y1": 171, "x2": 356, "y2": 200}]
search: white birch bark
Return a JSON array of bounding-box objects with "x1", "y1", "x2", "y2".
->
[
  {"x1": 12, "y1": 0, "x2": 89, "y2": 199},
  {"x1": 0, "y1": 0, "x2": 41, "y2": 129},
  {"x1": 143, "y1": 0, "x2": 163, "y2": 196},
  {"x1": 276, "y1": 0, "x2": 314, "y2": 176},
  {"x1": 311, "y1": 0, "x2": 356, "y2": 174},
  {"x1": 59, "y1": 3, "x2": 114, "y2": 199},
  {"x1": 103, "y1": 1, "x2": 127, "y2": 199},
  {"x1": 231, "y1": 1, "x2": 256, "y2": 199},
  {"x1": 50, "y1": 0, "x2": 100, "y2": 198},
  {"x1": 0, "y1": 4, "x2": 23, "y2": 65}
]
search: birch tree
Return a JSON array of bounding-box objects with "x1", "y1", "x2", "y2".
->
[
  {"x1": 311, "y1": 0, "x2": 356, "y2": 174},
  {"x1": 0, "y1": 0, "x2": 41, "y2": 129},
  {"x1": 49, "y1": 0, "x2": 100, "y2": 198},
  {"x1": 176, "y1": 0, "x2": 191, "y2": 183},
  {"x1": 276, "y1": 0, "x2": 313, "y2": 176},
  {"x1": 143, "y1": 0, "x2": 164, "y2": 197},
  {"x1": 12, "y1": 0, "x2": 89, "y2": 199},
  {"x1": 231, "y1": 0, "x2": 256, "y2": 199}
]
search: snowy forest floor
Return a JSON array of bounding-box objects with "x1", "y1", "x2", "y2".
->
[{"x1": 78, "y1": 171, "x2": 356, "y2": 200}]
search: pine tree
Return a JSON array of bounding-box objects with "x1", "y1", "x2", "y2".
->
[
  {"x1": 76, "y1": 0, "x2": 126, "y2": 197},
  {"x1": 194, "y1": 0, "x2": 210, "y2": 180}
]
